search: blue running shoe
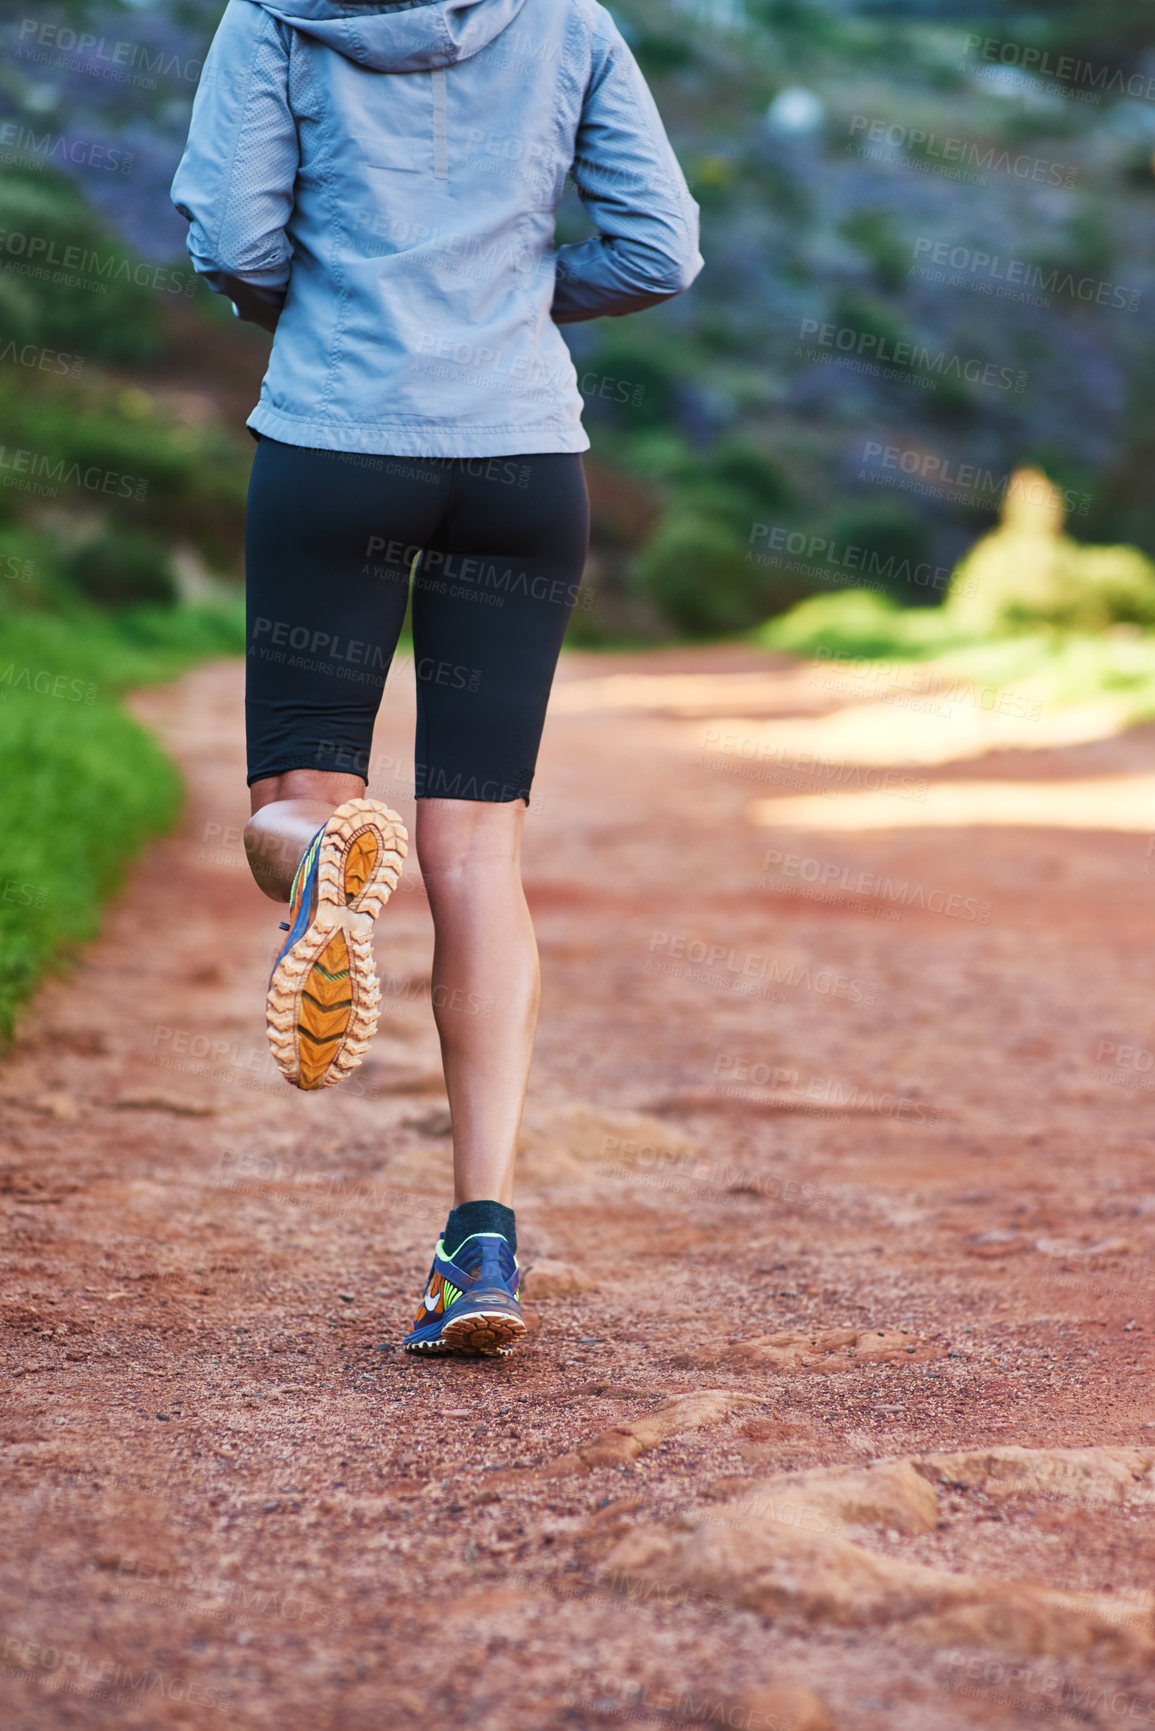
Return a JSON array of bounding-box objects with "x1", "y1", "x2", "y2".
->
[
  {"x1": 265, "y1": 797, "x2": 407, "y2": 1091},
  {"x1": 402, "y1": 1233, "x2": 525, "y2": 1357}
]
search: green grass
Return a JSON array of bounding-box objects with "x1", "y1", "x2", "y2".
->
[
  {"x1": 756, "y1": 588, "x2": 1155, "y2": 722},
  {"x1": 0, "y1": 593, "x2": 245, "y2": 1040}
]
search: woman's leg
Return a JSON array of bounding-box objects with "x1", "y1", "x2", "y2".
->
[
  {"x1": 245, "y1": 768, "x2": 367, "y2": 901},
  {"x1": 416, "y1": 798, "x2": 537, "y2": 1207},
  {"x1": 242, "y1": 437, "x2": 444, "y2": 900},
  {"x1": 410, "y1": 454, "x2": 589, "y2": 1209},
  {"x1": 242, "y1": 439, "x2": 435, "y2": 1091},
  {"x1": 401, "y1": 454, "x2": 588, "y2": 1354}
]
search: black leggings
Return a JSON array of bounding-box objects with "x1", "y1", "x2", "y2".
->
[{"x1": 244, "y1": 437, "x2": 590, "y2": 802}]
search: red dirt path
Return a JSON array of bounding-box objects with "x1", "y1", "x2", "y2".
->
[{"x1": 2, "y1": 643, "x2": 1153, "y2": 1731}]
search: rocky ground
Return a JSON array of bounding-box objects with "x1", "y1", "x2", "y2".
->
[{"x1": 1, "y1": 642, "x2": 1153, "y2": 1730}]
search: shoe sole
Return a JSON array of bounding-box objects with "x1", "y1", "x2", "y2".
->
[
  {"x1": 404, "y1": 1306, "x2": 527, "y2": 1358},
  {"x1": 266, "y1": 797, "x2": 407, "y2": 1091}
]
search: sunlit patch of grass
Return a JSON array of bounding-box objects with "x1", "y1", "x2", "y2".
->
[{"x1": 757, "y1": 589, "x2": 1155, "y2": 724}]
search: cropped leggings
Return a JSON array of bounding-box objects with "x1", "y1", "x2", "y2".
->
[{"x1": 244, "y1": 436, "x2": 590, "y2": 803}]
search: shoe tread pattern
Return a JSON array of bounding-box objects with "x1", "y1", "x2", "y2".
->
[{"x1": 267, "y1": 798, "x2": 407, "y2": 1090}]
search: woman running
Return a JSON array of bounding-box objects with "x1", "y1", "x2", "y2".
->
[{"x1": 170, "y1": 0, "x2": 701, "y2": 1358}]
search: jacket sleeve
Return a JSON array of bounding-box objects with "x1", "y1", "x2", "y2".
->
[
  {"x1": 551, "y1": 12, "x2": 703, "y2": 324},
  {"x1": 169, "y1": 0, "x2": 299, "y2": 299}
]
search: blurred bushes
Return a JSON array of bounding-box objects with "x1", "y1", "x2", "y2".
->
[
  {"x1": 0, "y1": 168, "x2": 166, "y2": 364},
  {"x1": 0, "y1": 676, "x2": 183, "y2": 1041},
  {"x1": 839, "y1": 209, "x2": 910, "y2": 293},
  {"x1": 0, "y1": 373, "x2": 249, "y2": 574},
  {"x1": 0, "y1": 166, "x2": 249, "y2": 577},
  {"x1": 633, "y1": 508, "x2": 758, "y2": 634},
  {"x1": 627, "y1": 435, "x2": 799, "y2": 632},
  {"x1": 0, "y1": 558, "x2": 244, "y2": 1039},
  {"x1": 0, "y1": 167, "x2": 252, "y2": 1035},
  {"x1": 63, "y1": 526, "x2": 177, "y2": 609}
]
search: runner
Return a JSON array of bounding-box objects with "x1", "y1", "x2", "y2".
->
[{"x1": 170, "y1": 0, "x2": 701, "y2": 1356}]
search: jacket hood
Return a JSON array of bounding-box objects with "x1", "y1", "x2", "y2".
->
[{"x1": 240, "y1": 0, "x2": 530, "y2": 71}]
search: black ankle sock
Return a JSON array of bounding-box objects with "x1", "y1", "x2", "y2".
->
[{"x1": 443, "y1": 1200, "x2": 517, "y2": 1258}]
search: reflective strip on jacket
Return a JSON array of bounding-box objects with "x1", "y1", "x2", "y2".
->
[{"x1": 170, "y1": 0, "x2": 704, "y2": 457}]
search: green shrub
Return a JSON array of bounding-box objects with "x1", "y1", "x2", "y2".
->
[
  {"x1": 633, "y1": 497, "x2": 814, "y2": 634},
  {"x1": 623, "y1": 434, "x2": 805, "y2": 632},
  {"x1": 840, "y1": 210, "x2": 910, "y2": 292},
  {"x1": 0, "y1": 587, "x2": 245, "y2": 1040},
  {"x1": 0, "y1": 168, "x2": 166, "y2": 363},
  {"x1": 704, "y1": 441, "x2": 791, "y2": 511},
  {"x1": 819, "y1": 501, "x2": 940, "y2": 605},
  {"x1": 758, "y1": 587, "x2": 964, "y2": 659},
  {"x1": 63, "y1": 527, "x2": 177, "y2": 609},
  {"x1": 0, "y1": 683, "x2": 182, "y2": 1039},
  {"x1": 635, "y1": 31, "x2": 693, "y2": 73},
  {"x1": 632, "y1": 508, "x2": 763, "y2": 634},
  {"x1": 828, "y1": 289, "x2": 913, "y2": 371},
  {"x1": 0, "y1": 373, "x2": 250, "y2": 572},
  {"x1": 578, "y1": 334, "x2": 682, "y2": 429},
  {"x1": 756, "y1": 586, "x2": 1155, "y2": 727}
]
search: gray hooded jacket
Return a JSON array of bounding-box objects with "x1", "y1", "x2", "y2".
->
[{"x1": 170, "y1": 0, "x2": 703, "y2": 456}]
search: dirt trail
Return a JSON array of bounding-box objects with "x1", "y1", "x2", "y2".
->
[{"x1": 2, "y1": 643, "x2": 1154, "y2": 1731}]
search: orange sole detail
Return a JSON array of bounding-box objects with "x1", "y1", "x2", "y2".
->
[
  {"x1": 266, "y1": 797, "x2": 407, "y2": 1091},
  {"x1": 406, "y1": 1307, "x2": 528, "y2": 1358}
]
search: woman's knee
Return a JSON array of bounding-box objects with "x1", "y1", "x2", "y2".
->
[{"x1": 416, "y1": 796, "x2": 525, "y2": 879}]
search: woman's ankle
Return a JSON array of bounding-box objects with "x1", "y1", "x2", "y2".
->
[{"x1": 443, "y1": 1199, "x2": 517, "y2": 1256}]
